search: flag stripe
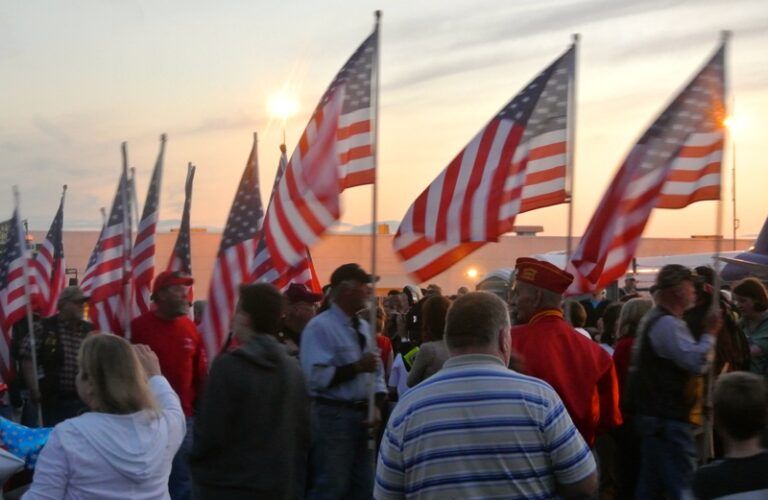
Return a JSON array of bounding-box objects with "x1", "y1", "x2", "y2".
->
[
  {"x1": 394, "y1": 47, "x2": 574, "y2": 282},
  {"x1": 568, "y1": 44, "x2": 725, "y2": 293}
]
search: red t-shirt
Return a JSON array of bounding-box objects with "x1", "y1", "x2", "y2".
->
[
  {"x1": 511, "y1": 309, "x2": 622, "y2": 446},
  {"x1": 131, "y1": 311, "x2": 207, "y2": 417},
  {"x1": 612, "y1": 336, "x2": 635, "y2": 401}
]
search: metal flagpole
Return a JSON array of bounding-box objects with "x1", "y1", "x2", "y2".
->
[
  {"x1": 713, "y1": 31, "x2": 731, "y2": 295},
  {"x1": 564, "y1": 34, "x2": 579, "y2": 269},
  {"x1": 121, "y1": 143, "x2": 133, "y2": 339},
  {"x1": 129, "y1": 167, "x2": 141, "y2": 235},
  {"x1": 562, "y1": 35, "x2": 579, "y2": 321},
  {"x1": 704, "y1": 29, "x2": 731, "y2": 462},
  {"x1": 367, "y1": 9, "x2": 382, "y2": 455},
  {"x1": 730, "y1": 96, "x2": 738, "y2": 251},
  {"x1": 14, "y1": 186, "x2": 43, "y2": 427}
]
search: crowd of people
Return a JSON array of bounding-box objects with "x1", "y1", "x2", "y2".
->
[{"x1": 3, "y1": 257, "x2": 768, "y2": 499}]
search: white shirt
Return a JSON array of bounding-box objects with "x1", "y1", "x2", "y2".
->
[
  {"x1": 388, "y1": 354, "x2": 410, "y2": 398},
  {"x1": 24, "y1": 376, "x2": 185, "y2": 500}
]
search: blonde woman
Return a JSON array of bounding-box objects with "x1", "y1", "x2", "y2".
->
[{"x1": 24, "y1": 334, "x2": 185, "y2": 500}]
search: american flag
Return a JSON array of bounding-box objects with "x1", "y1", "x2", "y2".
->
[
  {"x1": 568, "y1": 42, "x2": 726, "y2": 293},
  {"x1": 168, "y1": 163, "x2": 195, "y2": 275},
  {"x1": 30, "y1": 187, "x2": 67, "y2": 317},
  {"x1": 81, "y1": 172, "x2": 131, "y2": 335},
  {"x1": 263, "y1": 29, "x2": 378, "y2": 272},
  {"x1": 132, "y1": 136, "x2": 165, "y2": 316},
  {"x1": 394, "y1": 46, "x2": 575, "y2": 282},
  {"x1": 0, "y1": 209, "x2": 32, "y2": 377},
  {"x1": 200, "y1": 134, "x2": 264, "y2": 358},
  {"x1": 252, "y1": 145, "x2": 322, "y2": 292}
]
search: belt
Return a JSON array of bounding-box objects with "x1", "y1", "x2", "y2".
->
[{"x1": 313, "y1": 397, "x2": 368, "y2": 411}]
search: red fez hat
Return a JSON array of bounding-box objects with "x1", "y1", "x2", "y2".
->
[{"x1": 514, "y1": 257, "x2": 574, "y2": 294}]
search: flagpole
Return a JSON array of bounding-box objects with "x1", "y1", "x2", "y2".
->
[
  {"x1": 14, "y1": 186, "x2": 43, "y2": 427},
  {"x1": 565, "y1": 34, "x2": 579, "y2": 269},
  {"x1": 129, "y1": 167, "x2": 141, "y2": 234},
  {"x1": 713, "y1": 30, "x2": 730, "y2": 294},
  {"x1": 121, "y1": 143, "x2": 133, "y2": 339},
  {"x1": 705, "y1": 29, "x2": 731, "y2": 463},
  {"x1": 730, "y1": 96, "x2": 737, "y2": 251},
  {"x1": 367, "y1": 9, "x2": 382, "y2": 454}
]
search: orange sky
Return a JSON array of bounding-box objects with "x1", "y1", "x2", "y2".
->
[{"x1": 3, "y1": 0, "x2": 767, "y2": 242}]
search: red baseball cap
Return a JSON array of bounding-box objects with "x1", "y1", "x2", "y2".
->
[
  {"x1": 515, "y1": 257, "x2": 574, "y2": 294},
  {"x1": 152, "y1": 271, "x2": 194, "y2": 295}
]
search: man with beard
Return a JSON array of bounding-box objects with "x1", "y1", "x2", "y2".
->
[
  {"x1": 626, "y1": 265, "x2": 721, "y2": 499},
  {"x1": 132, "y1": 270, "x2": 208, "y2": 500},
  {"x1": 509, "y1": 257, "x2": 622, "y2": 448},
  {"x1": 17, "y1": 286, "x2": 94, "y2": 426}
]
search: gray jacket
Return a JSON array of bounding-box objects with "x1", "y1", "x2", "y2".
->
[
  {"x1": 407, "y1": 340, "x2": 450, "y2": 388},
  {"x1": 190, "y1": 334, "x2": 310, "y2": 498}
]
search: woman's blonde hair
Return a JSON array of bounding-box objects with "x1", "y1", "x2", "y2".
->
[
  {"x1": 617, "y1": 298, "x2": 653, "y2": 339},
  {"x1": 78, "y1": 333, "x2": 158, "y2": 415}
]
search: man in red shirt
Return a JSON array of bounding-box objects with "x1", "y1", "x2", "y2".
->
[
  {"x1": 132, "y1": 270, "x2": 207, "y2": 500},
  {"x1": 510, "y1": 257, "x2": 622, "y2": 447}
]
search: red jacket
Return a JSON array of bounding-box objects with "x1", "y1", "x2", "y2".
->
[
  {"x1": 511, "y1": 309, "x2": 622, "y2": 446},
  {"x1": 132, "y1": 311, "x2": 208, "y2": 417}
]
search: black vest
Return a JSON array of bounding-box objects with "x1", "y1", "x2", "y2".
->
[{"x1": 625, "y1": 307, "x2": 700, "y2": 422}]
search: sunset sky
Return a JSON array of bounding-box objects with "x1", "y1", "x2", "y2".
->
[{"x1": 3, "y1": 0, "x2": 767, "y2": 242}]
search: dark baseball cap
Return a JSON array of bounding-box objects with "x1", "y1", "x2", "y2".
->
[
  {"x1": 330, "y1": 263, "x2": 377, "y2": 287},
  {"x1": 655, "y1": 264, "x2": 696, "y2": 289},
  {"x1": 285, "y1": 283, "x2": 323, "y2": 304}
]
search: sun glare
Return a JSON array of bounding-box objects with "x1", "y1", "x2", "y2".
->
[
  {"x1": 724, "y1": 115, "x2": 746, "y2": 136},
  {"x1": 268, "y1": 92, "x2": 299, "y2": 121}
]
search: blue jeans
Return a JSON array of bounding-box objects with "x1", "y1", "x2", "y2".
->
[
  {"x1": 170, "y1": 416, "x2": 193, "y2": 500},
  {"x1": 307, "y1": 402, "x2": 374, "y2": 500},
  {"x1": 634, "y1": 415, "x2": 696, "y2": 500}
]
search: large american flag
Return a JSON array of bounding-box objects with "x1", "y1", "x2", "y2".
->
[
  {"x1": 168, "y1": 163, "x2": 195, "y2": 275},
  {"x1": 263, "y1": 29, "x2": 378, "y2": 272},
  {"x1": 0, "y1": 209, "x2": 32, "y2": 377},
  {"x1": 200, "y1": 135, "x2": 264, "y2": 358},
  {"x1": 81, "y1": 172, "x2": 131, "y2": 335},
  {"x1": 568, "y1": 43, "x2": 726, "y2": 293},
  {"x1": 132, "y1": 136, "x2": 165, "y2": 316},
  {"x1": 30, "y1": 187, "x2": 66, "y2": 317},
  {"x1": 252, "y1": 145, "x2": 321, "y2": 292},
  {"x1": 394, "y1": 46, "x2": 574, "y2": 282}
]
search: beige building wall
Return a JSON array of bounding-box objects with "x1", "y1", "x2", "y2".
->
[{"x1": 29, "y1": 230, "x2": 751, "y2": 297}]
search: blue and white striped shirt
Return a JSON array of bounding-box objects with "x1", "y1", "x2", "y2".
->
[{"x1": 375, "y1": 354, "x2": 595, "y2": 499}]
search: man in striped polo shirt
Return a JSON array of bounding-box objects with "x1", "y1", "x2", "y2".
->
[{"x1": 375, "y1": 292, "x2": 597, "y2": 499}]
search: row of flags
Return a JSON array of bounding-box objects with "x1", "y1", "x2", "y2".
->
[{"x1": 0, "y1": 19, "x2": 728, "y2": 371}]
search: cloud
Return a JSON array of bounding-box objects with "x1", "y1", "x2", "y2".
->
[
  {"x1": 32, "y1": 117, "x2": 72, "y2": 145},
  {"x1": 383, "y1": 0, "x2": 766, "y2": 90},
  {"x1": 178, "y1": 113, "x2": 259, "y2": 136}
]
